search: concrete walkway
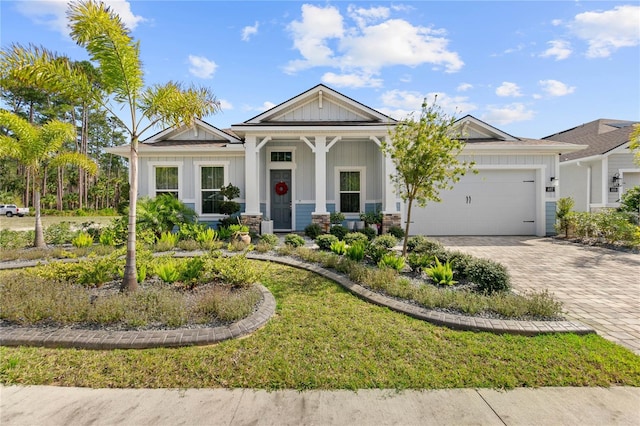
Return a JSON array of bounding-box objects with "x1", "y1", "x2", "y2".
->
[
  {"x1": 433, "y1": 237, "x2": 640, "y2": 354},
  {"x1": 2, "y1": 385, "x2": 639, "y2": 425}
]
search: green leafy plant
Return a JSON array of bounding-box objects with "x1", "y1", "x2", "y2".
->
[
  {"x1": 179, "y1": 257, "x2": 204, "y2": 288},
  {"x1": 387, "y1": 225, "x2": 405, "y2": 239},
  {"x1": 155, "y1": 231, "x2": 178, "y2": 251},
  {"x1": 98, "y1": 228, "x2": 116, "y2": 246},
  {"x1": 304, "y1": 223, "x2": 323, "y2": 239},
  {"x1": 360, "y1": 211, "x2": 382, "y2": 226},
  {"x1": 71, "y1": 231, "x2": 94, "y2": 248},
  {"x1": 218, "y1": 183, "x2": 241, "y2": 215},
  {"x1": 156, "y1": 261, "x2": 180, "y2": 284},
  {"x1": 329, "y1": 225, "x2": 348, "y2": 240},
  {"x1": 425, "y1": 257, "x2": 456, "y2": 286},
  {"x1": 196, "y1": 228, "x2": 218, "y2": 246},
  {"x1": 315, "y1": 234, "x2": 339, "y2": 251},
  {"x1": 45, "y1": 222, "x2": 74, "y2": 245},
  {"x1": 177, "y1": 222, "x2": 208, "y2": 241},
  {"x1": 284, "y1": 233, "x2": 305, "y2": 248},
  {"x1": 378, "y1": 253, "x2": 405, "y2": 271},
  {"x1": 330, "y1": 211, "x2": 345, "y2": 225},
  {"x1": 360, "y1": 226, "x2": 377, "y2": 240},
  {"x1": 343, "y1": 232, "x2": 369, "y2": 246},
  {"x1": 137, "y1": 194, "x2": 197, "y2": 239},
  {"x1": 137, "y1": 263, "x2": 147, "y2": 283},
  {"x1": 466, "y1": 258, "x2": 511, "y2": 294},
  {"x1": 346, "y1": 241, "x2": 365, "y2": 261},
  {"x1": 555, "y1": 197, "x2": 575, "y2": 238},
  {"x1": 330, "y1": 240, "x2": 347, "y2": 255},
  {"x1": 407, "y1": 252, "x2": 434, "y2": 273},
  {"x1": 259, "y1": 233, "x2": 279, "y2": 248}
]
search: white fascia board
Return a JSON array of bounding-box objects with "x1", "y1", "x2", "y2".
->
[
  {"x1": 463, "y1": 144, "x2": 587, "y2": 155},
  {"x1": 231, "y1": 124, "x2": 393, "y2": 136},
  {"x1": 560, "y1": 153, "x2": 605, "y2": 166}
]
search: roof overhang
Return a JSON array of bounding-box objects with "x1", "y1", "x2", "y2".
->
[{"x1": 105, "y1": 144, "x2": 246, "y2": 158}]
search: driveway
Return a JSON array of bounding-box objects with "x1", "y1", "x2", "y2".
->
[{"x1": 432, "y1": 236, "x2": 640, "y2": 355}]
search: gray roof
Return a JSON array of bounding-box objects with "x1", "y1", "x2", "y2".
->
[{"x1": 543, "y1": 119, "x2": 638, "y2": 162}]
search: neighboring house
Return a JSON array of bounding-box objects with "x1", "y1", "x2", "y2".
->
[
  {"x1": 108, "y1": 84, "x2": 584, "y2": 236},
  {"x1": 545, "y1": 119, "x2": 640, "y2": 212}
]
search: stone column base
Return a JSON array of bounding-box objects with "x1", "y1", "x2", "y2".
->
[
  {"x1": 241, "y1": 214, "x2": 263, "y2": 234},
  {"x1": 382, "y1": 213, "x2": 402, "y2": 234},
  {"x1": 312, "y1": 213, "x2": 331, "y2": 233}
]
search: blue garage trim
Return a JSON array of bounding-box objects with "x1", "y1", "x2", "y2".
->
[
  {"x1": 295, "y1": 203, "x2": 315, "y2": 231},
  {"x1": 546, "y1": 201, "x2": 557, "y2": 236}
]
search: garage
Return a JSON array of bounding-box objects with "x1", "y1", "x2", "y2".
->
[{"x1": 406, "y1": 169, "x2": 538, "y2": 236}]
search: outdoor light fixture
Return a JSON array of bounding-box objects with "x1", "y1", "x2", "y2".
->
[
  {"x1": 612, "y1": 173, "x2": 621, "y2": 183},
  {"x1": 550, "y1": 177, "x2": 559, "y2": 187}
]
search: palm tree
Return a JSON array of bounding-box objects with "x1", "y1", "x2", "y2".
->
[
  {"x1": 67, "y1": 1, "x2": 219, "y2": 292},
  {"x1": 1, "y1": 1, "x2": 219, "y2": 292},
  {"x1": 0, "y1": 110, "x2": 97, "y2": 247}
]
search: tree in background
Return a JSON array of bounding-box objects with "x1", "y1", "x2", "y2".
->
[
  {"x1": 382, "y1": 98, "x2": 474, "y2": 256},
  {"x1": 0, "y1": 110, "x2": 97, "y2": 247}
]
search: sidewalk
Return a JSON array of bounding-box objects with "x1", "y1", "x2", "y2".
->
[{"x1": 2, "y1": 385, "x2": 639, "y2": 425}]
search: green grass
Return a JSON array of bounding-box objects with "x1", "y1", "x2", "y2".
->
[{"x1": 1, "y1": 262, "x2": 639, "y2": 390}]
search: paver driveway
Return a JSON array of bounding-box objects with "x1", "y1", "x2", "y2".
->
[{"x1": 432, "y1": 236, "x2": 640, "y2": 355}]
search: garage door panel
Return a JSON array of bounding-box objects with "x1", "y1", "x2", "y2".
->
[{"x1": 407, "y1": 170, "x2": 537, "y2": 236}]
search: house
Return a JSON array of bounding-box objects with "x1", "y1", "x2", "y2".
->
[
  {"x1": 108, "y1": 84, "x2": 585, "y2": 236},
  {"x1": 544, "y1": 119, "x2": 640, "y2": 212}
]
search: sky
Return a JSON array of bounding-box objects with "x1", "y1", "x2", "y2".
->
[{"x1": 1, "y1": 0, "x2": 639, "y2": 139}]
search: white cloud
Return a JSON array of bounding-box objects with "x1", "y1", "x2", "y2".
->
[
  {"x1": 457, "y1": 83, "x2": 473, "y2": 92},
  {"x1": 15, "y1": 0, "x2": 146, "y2": 36},
  {"x1": 540, "y1": 40, "x2": 572, "y2": 60},
  {"x1": 551, "y1": 19, "x2": 563, "y2": 26},
  {"x1": 188, "y1": 55, "x2": 217, "y2": 79},
  {"x1": 242, "y1": 21, "x2": 259, "y2": 41},
  {"x1": 285, "y1": 4, "x2": 344, "y2": 72},
  {"x1": 219, "y1": 99, "x2": 233, "y2": 111},
  {"x1": 321, "y1": 72, "x2": 383, "y2": 88},
  {"x1": 244, "y1": 101, "x2": 277, "y2": 112},
  {"x1": 284, "y1": 4, "x2": 463, "y2": 84},
  {"x1": 569, "y1": 5, "x2": 640, "y2": 58},
  {"x1": 482, "y1": 103, "x2": 535, "y2": 125},
  {"x1": 538, "y1": 79, "x2": 576, "y2": 97},
  {"x1": 496, "y1": 82, "x2": 523, "y2": 97},
  {"x1": 378, "y1": 89, "x2": 476, "y2": 119}
]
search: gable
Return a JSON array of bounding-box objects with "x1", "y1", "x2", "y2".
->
[
  {"x1": 454, "y1": 115, "x2": 518, "y2": 141},
  {"x1": 242, "y1": 84, "x2": 394, "y2": 125},
  {"x1": 143, "y1": 118, "x2": 242, "y2": 144}
]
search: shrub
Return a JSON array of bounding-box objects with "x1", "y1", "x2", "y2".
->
[
  {"x1": 71, "y1": 231, "x2": 93, "y2": 248},
  {"x1": 378, "y1": 253, "x2": 405, "y2": 271},
  {"x1": 0, "y1": 229, "x2": 33, "y2": 249},
  {"x1": 259, "y1": 233, "x2": 279, "y2": 248},
  {"x1": 194, "y1": 286, "x2": 262, "y2": 322},
  {"x1": 360, "y1": 226, "x2": 377, "y2": 241},
  {"x1": 316, "y1": 234, "x2": 339, "y2": 251},
  {"x1": 329, "y1": 225, "x2": 348, "y2": 240},
  {"x1": 196, "y1": 228, "x2": 218, "y2": 246},
  {"x1": 387, "y1": 225, "x2": 405, "y2": 239},
  {"x1": 346, "y1": 241, "x2": 365, "y2": 261},
  {"x1": 555, "y1": 197, "x2": 575, "y2": 237},
  {"x1": 98, "y1": 228, "x2": 117, "y2": 246},
  {"x1": 330, "y1": 240, "x2": 347, "y2": 255},
  {"x1": 407, "y1": 236, "x2": 444, "y2": 254},
  {"x1": 466, "y1": 258, "x2": 511, "y2": 294},
  {"x1": 372, "y1": 234, "x2": 398, "y2": 249},
  {"x1": 619, "y1": 186, "x2": 640, "y2": 218},
  {"x1": 425, "y1": 257, "x2": 457, "y2": 286},
  {"x1": 284, "y1": 233, "x2": 305, "y2": 248},
  {"x1": 446, "y1": 250, "x2": 475, "y2": 278},
  {"x1": 177, "y1": 239, "x2": 200, "y2": 251},
  {"x1": 304, "y1": 223, "x2": 323, "y2": 239},
  {"x1": 343, "y1": 232, "x2": 369, "y2": 246},
  {"x1": 137, "y1": 194, "x2": 196, "y2": 238},
  {"x1": 179, "y1": 257, "x2": 204, "y2": 288},
  {"x1": 203, "y1": 254, "x2": 260, "y2": 288},
  {"x1": 45, "y1": 222, "x2": 74, "y2": 245},
  {"x1": 407, "y1": 252, "x2": 434, "y2": 273},
  {"x1": 177, "y1": 223, "x2": 208, "y2": 241}
]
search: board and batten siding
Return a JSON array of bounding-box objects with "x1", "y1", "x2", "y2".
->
[
  {"x1": 608, "y1": 154, "x2": 640, "y2": 204},
  {"x1": 326, "y1": 139, "x2": 384, "y2": 202},
  {"x1": 140, "y1": 155, "x2": 245, "y2": 202},
  {"x1": 273, "y1": 99, "x2": 366, "y2": 122}
]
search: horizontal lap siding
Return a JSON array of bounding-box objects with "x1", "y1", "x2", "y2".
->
[
  {"x1": 295, "y1": 203, "x2": 315, "y2": 230},
  {"x1": 546, "y1": 201, "x2": 557, "y2": 236}
]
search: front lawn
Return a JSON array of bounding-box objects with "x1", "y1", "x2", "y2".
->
[{"x1": 2, "y1": 262, "x2": 639, "y2": 390}]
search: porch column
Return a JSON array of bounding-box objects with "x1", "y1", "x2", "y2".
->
[
  {"x1": 382, "y1": 135, "x2": 397, "y2": 214},
  {"x1": 243, "y1": 135, "x2": 261, "y2": 215},
  {"x1": 313, "y1": 136, "x2": 328, "y2": 215}
]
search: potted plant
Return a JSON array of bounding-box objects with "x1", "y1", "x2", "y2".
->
[
  {"x1": 361, "y1": 211, "x2": 382, "y2": 234},
  {"x1": 218, "y1": 183, "x2": 241, "y2": 216},
  {"x1": 330, "y1": 211, "x2": 345, "y2": 227}
]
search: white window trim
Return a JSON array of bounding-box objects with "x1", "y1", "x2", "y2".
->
[
  {"x1": 194, "y1": 161, "x2": 230, "y2": 217},
  {"x1": 267, "y1": 146, "x2": 297, "y2": 170},
  {"x1": 335, "y1": 166, "x2": 366, "y2": 216},
  {"x1": 148, "y1": 161, "x2": 183, "y2": 200}
]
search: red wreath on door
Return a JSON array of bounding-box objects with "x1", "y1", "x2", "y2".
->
[{"x1": 275, "y1": 181, "x2": 289, "y2": 196}]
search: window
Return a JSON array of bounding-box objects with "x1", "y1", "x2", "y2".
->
[
  {"x1": 339, "y1": 171, "x2": 361, "y2": 213},
  {"x1": 155, "y1": 167, "x2": 178, "y2": 197},
  {"x1": 271, "y1": 151, "x2": 292, "y2": 162},
  {"x1": 201, "y1": 166, "x2": 224, "y2": 214}
]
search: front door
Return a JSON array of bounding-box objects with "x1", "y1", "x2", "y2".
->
[{"x1": 271, "y1": 170, "x2": 292, "y2": 230}]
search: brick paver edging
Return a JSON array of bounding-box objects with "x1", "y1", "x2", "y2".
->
[
  {"x1": 0, "y1": 285, "x2": 276, "y2": 350},
  {"x1": 246, "y1": 253, "x2": 595, "y2": 337}
]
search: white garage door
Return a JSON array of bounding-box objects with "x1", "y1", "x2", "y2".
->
[{"x1": 407, "y1": 169, "x2": 537, "y2": 236}]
